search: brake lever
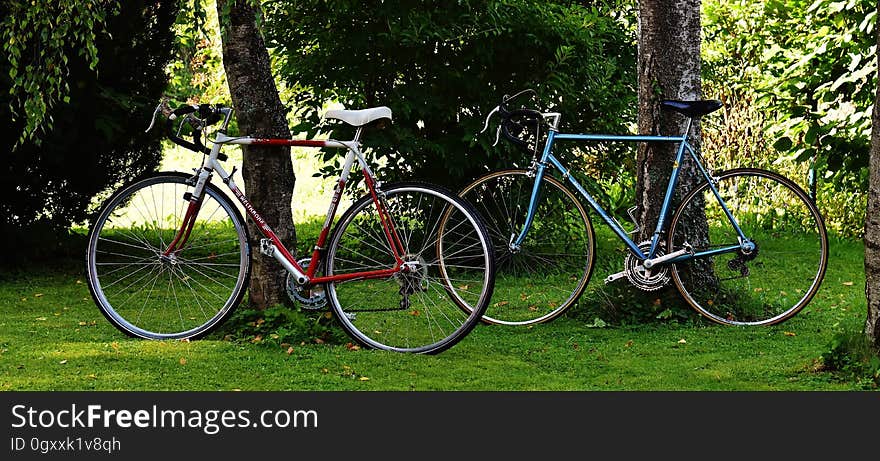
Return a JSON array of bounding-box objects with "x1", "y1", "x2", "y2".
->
[
  {"x1": 145, "y1": 103, "x2": 162, "y2": 133},
  {"x1": 479, "y1": 105, "x2": 500, "y2": 135},
  {"x1": 183, "y1": 113, "x2": 205, "y2": 131},
  {"x1": 145, "y1": 97, "x2": 171, "y2": 133}
]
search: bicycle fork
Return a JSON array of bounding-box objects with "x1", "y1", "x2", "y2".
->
[{"x1": 161, "y1": 169, "x2": 212, "y2": 259}]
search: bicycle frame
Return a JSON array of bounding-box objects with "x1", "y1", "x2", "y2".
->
[
  {"x1": 515, "y1": 119, "x2": 753, "y2": 265},
  {"x1": 172, "y1": 113, "x2": 406, "y2": 287}
]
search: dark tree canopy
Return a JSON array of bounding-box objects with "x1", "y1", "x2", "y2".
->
[
  {"x1": 264, "y1": 0, "x2": 636, "y2": 189},
  {"x1": 0, "y1": 0, "x2": 178, "y2": 260}
]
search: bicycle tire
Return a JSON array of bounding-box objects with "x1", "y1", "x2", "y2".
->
[
  {"x1": 325, "y1": 182, "x2": 495, "y2": 354},
  {"x1": 668, "y1": 168, "x2": 828, "y2": 326},
  {"x1": 86, "y1": 173, "x2": 251, "y2": 340},
  {"x1": 457, "y1": 169, "x2": 595, "y2": 325}
]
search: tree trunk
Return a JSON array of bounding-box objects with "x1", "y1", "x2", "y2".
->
[
  {"x1": 216, "y1": 0, "x2": 296, "y2": 309},
  {"x1": 635, "y1": 0, "x2": 704, "y2": 245},
  {"x1": 864, "y1": 8, "x2": 880, "y2": 351}
]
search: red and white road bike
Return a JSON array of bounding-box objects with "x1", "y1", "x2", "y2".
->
[{"x1": 86, "y1": 102, "x2": 494, "y2": 354}]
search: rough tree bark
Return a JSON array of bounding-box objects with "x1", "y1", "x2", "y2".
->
[
  {"x1": 635, "y1": 0, "x2": 708, "y2": 258},
  {"x1": 216, "y1": 0, "x2": 296, "y2": 309},
  {"x1": 863, "y1": 8, "x2": 880, "y2": 351}
]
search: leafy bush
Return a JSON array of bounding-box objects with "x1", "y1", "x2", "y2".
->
[
  {"x1": 264, "y1": 0, "x2": 636, "y2": 190},
  {"x1": 702, "y1": 0, "x2": 874, "y2": 237},
  {"x1": 820, "y1": 330, "x2": 880, "y2": 389},
  {"x1": 0, "y1": 1, "x2": 178, "y2": 262},
  {"x1": 571, "y1": 282, "x2": 699, "y2": 326},
  {"x1": 214, "y1": 305, "x2": 348, "y2": 348}
]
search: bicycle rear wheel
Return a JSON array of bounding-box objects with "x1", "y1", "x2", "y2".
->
[
  {"x1": 86, "y1": 173, "x2": 250, "y2": 340},
  {"x1": 668, "y1": 168, "x2": 828, "y2": 326},
  {"x1": 325, "y1": 182, "x2": 494, "y2": 354},
  {"x1": 457, "y1": 169, "x2": 594, "y2": 325}
]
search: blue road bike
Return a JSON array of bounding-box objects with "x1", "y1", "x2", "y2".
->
[{"x1": 460, "y1": 89, "x2": 828, "y2": 326}]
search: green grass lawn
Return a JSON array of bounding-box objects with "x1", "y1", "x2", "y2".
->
[{"x1": 0, "y1": 222, "x2": 870, "y2": 390}]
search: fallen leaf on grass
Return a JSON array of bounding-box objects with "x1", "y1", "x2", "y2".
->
[
  {"x1": 842, "y1": 281, "x2": 854, "y2": 286},
  {"x1": 678, "y1": 339, "x2": 687, "y2": 344},
  {"x1": 59, "y1": 360, "x2": 68, "y2": 365},
  {"x1": 286, "y1": 347, "x2": 295, "y2": 355},
  {"x1": 87, "y1": 374, "x2": 97, "y2": 379},
  {"x1": 358, "y1": 376, "x2": 370, "y2": 381},
  {"x1": 625, "y1": 340, "x2": 634, "y2": 348},
  {"x1": 493, "y1": 300, "x2": 509, "y2": 308},
  {"x1": 35, "y1": 317, "x2": 46, "y2": 321},
  {"x1": 784, "y1": 331, "x2": 796, "y2": 337},
  {"x1": 345, "y1": 342, "x2": 360, "y2": 351},
  {"x1": 179, "y1": 358, "x2": 187, "y2": 365},
  {"x1": 34, "y1": 293, "x2": 43, "y2": 298}
]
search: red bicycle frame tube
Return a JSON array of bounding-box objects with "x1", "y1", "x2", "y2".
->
[
  {"x1": 162, "y1": 199, "x2": 202, "y2": 256},
  {"x1": 188, "y1": 147, "x2": 410, "y2": 285}
]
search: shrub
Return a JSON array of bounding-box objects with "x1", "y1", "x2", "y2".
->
[
  {"x1": 820, "y1": 330, "x2": 880, "y2": 389},
  {"x1": 0, "y1": 1, "x2": 178, "y2": 263},
  {"x1": 264, "y1": 0, "x2": 637, "y2": 190}
]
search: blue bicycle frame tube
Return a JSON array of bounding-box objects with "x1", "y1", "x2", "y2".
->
[{"x1": 513, "y1": 129, "x2": 748, "y2": 263}]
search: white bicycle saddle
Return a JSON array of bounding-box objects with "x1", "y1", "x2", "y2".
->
[{"x1": 324, "y1": 106, "x2": 392, "y2": 127}]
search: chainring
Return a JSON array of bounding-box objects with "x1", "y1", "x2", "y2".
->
[
  {"x1": 285, "y1": 258, "x2": 327, "y2": 310},
  {"x1": 625, "y1": 241, "x2": 671, "y2": 292}
]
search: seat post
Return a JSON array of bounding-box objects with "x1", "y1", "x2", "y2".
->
[{"x1": 683, "y1": 117, "x2": 694, "y2": 139}]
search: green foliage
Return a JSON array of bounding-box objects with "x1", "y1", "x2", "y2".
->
[
  {"x1": 263, "y1": 0, "x2": 636, "y2": 189},
  {"x1": 214, "y1": 304, "x2": 348, "y2": 348},
  {"x1": 165, "y1": 0, "x2": 231, "y2": 106},
  {"x1": 821, "y1": 330, "x2": 880, "y2": 389},
  {"x1": 1, "y1": 0, "x2": 122, "y2": 147},
  {"x1": 573, "y1": 283, "x2": 699, "y2": 326},
  {"x1": 703, "y1": 0, "x2": 875, "y2": 194},
  {"x1": 0, "y1": 1, "x2": 179, "y2": 260}
]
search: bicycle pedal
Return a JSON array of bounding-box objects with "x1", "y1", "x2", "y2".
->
[{"x1": 604, "y1": 270, "x2": 628, "y2": 284}]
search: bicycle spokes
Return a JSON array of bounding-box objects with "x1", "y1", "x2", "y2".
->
[{"x1": 669, "y1": 169, "x2": 827, "y2": 326}]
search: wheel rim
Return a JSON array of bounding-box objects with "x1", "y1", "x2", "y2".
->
[
  {"x1": 669, "y1": 169, "x2": 827, "y2": 326},
  {"x1": 326, "y1": 184, "x2": 493, "y2": 353},
  {"x1": 87, "y1": 176, "x2": 249, "y2": 339},
  {"x1": 459, "y1": 170, "x2": 594, "y2": 325}
]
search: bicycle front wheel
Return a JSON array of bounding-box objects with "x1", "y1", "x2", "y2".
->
[
  {"x1": 86, "y1": 173, "x2": 250, "y2": 340},
  {"x1": 668, "y1": 168, "x2": 828, "y2": 326},
  {"x1": 325, "y1": 182, "x2": 494, "y2": 354},
  {"x1": 458, "y1": 169, "x2": 595, "y2": 325}
]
